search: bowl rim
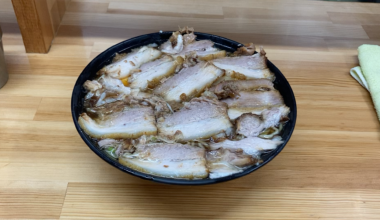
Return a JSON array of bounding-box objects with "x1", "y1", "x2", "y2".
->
[{"x1": 71, "y1": 31, "x2": 297, "y2": 185}]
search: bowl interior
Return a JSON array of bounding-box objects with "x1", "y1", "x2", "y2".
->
[{"x1": 71, "y1": 32, "x2": 297, "y2": 185}]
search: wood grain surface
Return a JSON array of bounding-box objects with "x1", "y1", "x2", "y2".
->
[{"x1": 1, "y1": 0, "x2": 380, "y2": 219}]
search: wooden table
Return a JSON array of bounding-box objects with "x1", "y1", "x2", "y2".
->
[{"x1": 1, "y1": 0, "x2": 380, "y2": 219}]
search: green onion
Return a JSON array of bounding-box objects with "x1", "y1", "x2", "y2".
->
[{"x1": 105, "y1": 147, "x2": 118, "y2": 159}]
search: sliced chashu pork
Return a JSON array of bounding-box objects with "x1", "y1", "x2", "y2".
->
[
  {"x1": 210, "y1": 79, "x2": 274, "y2": 99},
  {"x1": 83, "y1": 75, "x2": 131, "y2": 107},
  {"x1": 207, "y1": 148, "x2": 256, "y2": 179},
  {"x1": 119, "y1": 143, "x2": 208, "y2": 179},
  {"x1": 183, "y1": 32, "x2": 196, "y2": 46},
  {"x1": 157, "y1": 97, "x2": 233, "y2": 142},
  {"x1": 159, "y1": 31, "x2": 184, "y2": 54},
  {"x1": 195, "y1": 47, "x2": 226, "y2": 61},
  {"x1": 178, "y1": 26, "x2": 196, "y2": 46},
  {"x1": 102, "y1": 46, "x2": 161, "y2": 79},
  {"x1": 159, "y1": 27, "x2": 197, "y2": 54},
  {"x1": 159, "y1": 29, "x2": 225, "y2": 61},
  {"x1": 153, "y1": 61, "x2": 224, "y2": 103},
  {"x1": 129, "y1": 89, "x2": 173, "y2": 118},
  {"x1": 236, "y1": 113, "x2": 265, "y2": 137},
  {"x1": 128, "y1": 55, "x2": 183, "y2": 91},
  {"x1": 209, "y1": 136, "x2": 283, "y2": 157},
  {"x1": 78, "y1": 105, "x2": 157, "y2": 139},
  {"x1": 262, "y1": 105, "x2": 290, "y2": 128},
  {"x1": 232, "y1": 43, "x2": 256, "y2": 56},
  {"x1": 176, "y1": 40, "x2": 226, "y2": 61},
  {"x1": 236, "y1": 105, "x2": 290, "y2": 137},
  {"x1": 223, "y1": 90, "x2": 284, "y2": 120},
  {"x1": 212, "y1": 47, "x2": 274, "y2": 80}
]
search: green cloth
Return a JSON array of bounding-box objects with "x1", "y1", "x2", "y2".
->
[{"x1": 358, "y1": 44, "x2": 380, "y2": 121}]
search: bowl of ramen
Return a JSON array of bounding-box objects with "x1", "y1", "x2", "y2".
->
[{"x1": 71, "y1": 27, "x2": 297, "y2": 185}]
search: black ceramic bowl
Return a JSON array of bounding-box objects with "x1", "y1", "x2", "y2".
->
[{"x1": 71, "y1": 31, "x2": 297, "y2": 185}]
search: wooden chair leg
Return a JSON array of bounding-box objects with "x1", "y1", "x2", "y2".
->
[{"x1": 11, "y1": 0, "x2": 70, "y2": 53}]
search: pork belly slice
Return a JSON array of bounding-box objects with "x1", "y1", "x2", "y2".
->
[
  {"x1": 83, "y1": 80, "x2": 102, "y2": 92},
  {"x1": 207, "y1": 148, "x2": 256, "y2": 179},
  {"x1": 236, "y1": 104, "x2": 290, "y2": 137},
  {"x1": 128, "y1": 56, "x2": 183, "y2": 91},
  {"x1": 96, "y1": 76, "x2": 131, "y2": 107},
  {"x1": 153, "y1": 61, "x2": 224, "y2": 102},
  {"x1": 233, "y1": 43, "x2": 256, "y2": 56},
  {"x1": 161, "y1": 35, "x2": 226, "y2": 62},
  {"x1": 85, "y1": 101, "x2": 126, "y2": 121},
  {"x1": 196, "y1": 48, "x2": 226, "y2": 61},
  {"x1": 223, "y1": 90, "x2": 284, "y2": 120},
  {"x1": 178, "y1": 26, "x2": 196, "y2": 45},
  {"x1": 159, "y1": 31, "x2": 184, "y2": 54},
  {"x1": 262, "y1": 105, "x2": 290, "y2": 128},
  {"x1": 129, "y1": 89, "x2": 173, "y2": 118},
  {"x1": 236, "y1": 113, "x2": 265, "y2": 137},
  {"x1": 157, "y1": 97, "x2": 233, "y2": 142},
  {"x1": 159, "y1": 27, "x2": 197, "y2": 54},
  {"x1": 83, "y1": 75, "x2": 131, "y2": 107},
  {"x1": 102, "y1": 46, "x2": 161, "y2": 79},
  {"x1": 86, "y1": 88, "x2": 172, "y2": 120},
  {"x1": 119, "y1": 143, "x2": 208, "y2": 179},
  {"x1": 212, "y1": 48, "x2": 274, "y2": 80},
  {"x1": 174, "y1": 40, "x2": 225, "y2": 60},
  {"x1": 183, "y1": 32, "x2": 196, "y2": 46},
  {"x1": 210, "y1": 79, "x2": 274, "y2": 99},
  {"x1": 209, "y1": 137, "x2": 283, "y2": 156},
  {"x1": 78, "y1": 106, "x2": 157, "y2": 139},
  {"x1": 177, "y1": 40, "x2": 213, "y2": 56}
]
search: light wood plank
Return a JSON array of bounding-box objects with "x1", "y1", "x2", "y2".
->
[
  {"x1": 107, "y1": 1, "x2": 224, "y2": 19},
  {"x1": 0, "y1": 74, "x2": 77, "y2": 98},
  {"x1": 265, "y1": 49, "x2": 358, "y2": 64},
  {"x1": 0, "y1": 181, "x2": 68, "y2": 219},
  {"x1": 362, "y1": 25, "x2": 380, "y2": 39},
  {"x1": 324, "y1": 2, "x2": 380, "y2": 14},
  {"x1": 67, "y1": 1, "x2": 109, "y2": 13},
  {"x1": 34, "y1": 97, "x2": 72, "y2": 121},
  {"x1": 61, "y1": 12, "x2": 369, "y2": 39},
  {"x1": 0, "y1": 94, "x2": 41, "y2": 120},
  {"x1": 4, "y1": 55, "x2": 91, "y2": 76},
  {"x1": 59, "y1": 183, "x2": 380, "y2": 219},
  {"x1": 90, "y1": 41, "x2": 118, "y2": 58},
  {"x1": 0, "y1": 23, "x2": 24, "y2": 45},
  {"x1": 3, "y1": 44, "x2": 26, "y2": 55},
  {"x1": 223, "y1": 6, "x2": 330, "y2": 21},
  {"x1": 328, "y1": 12, "x2": 380, "y2": 25},
  {"x1": 220, "y1": 0, "x2": 380, "y2": 14},
  {"x1": 210, "y1": 32, "x2": 330, "y2": 51},
  {"x1": 325, "y1": 38, "x2": 380, "y2": 52},
  {"x1": 54, "y1": 25, "x2": 156, "y2": 46},
  {"x1": 48, "y1": 44, "x2": 93, "y2": 58},
  {"x1": 296, "y1": 97, "x2": 380, "y2": 132}
]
